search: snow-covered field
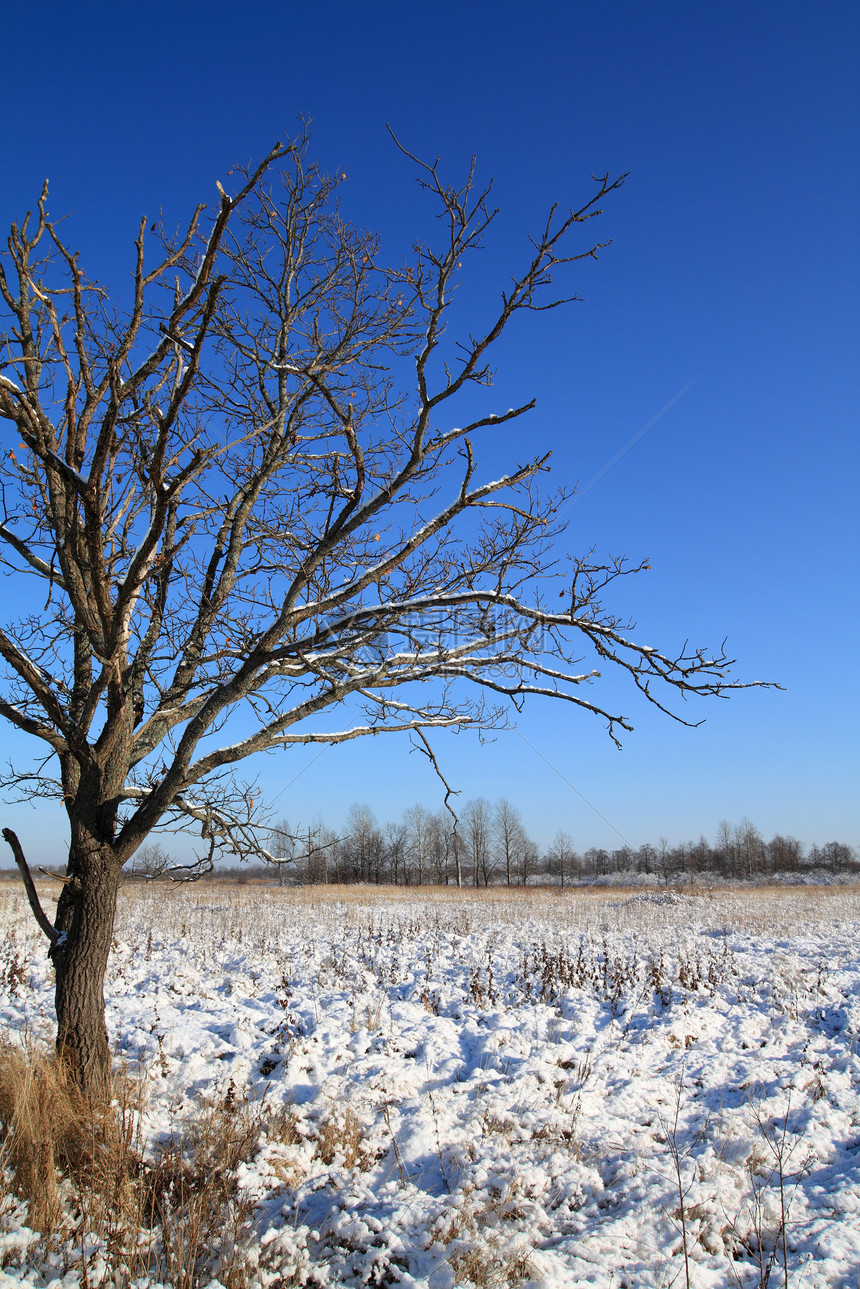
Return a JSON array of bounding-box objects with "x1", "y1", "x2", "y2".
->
[{"x1": 2, "y1": 881, "x2": 860, "y2": 1287}]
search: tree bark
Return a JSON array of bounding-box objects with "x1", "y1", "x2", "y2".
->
[{"x1": 51, "y1": 837, "x2": 121, "y2": 1101}]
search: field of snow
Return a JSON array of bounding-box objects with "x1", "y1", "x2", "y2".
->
[{"x1": 1, "y1": 881, "x2": 860, "y2": 1287}]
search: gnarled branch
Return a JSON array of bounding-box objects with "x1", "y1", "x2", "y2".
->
[{"x1": 2, "y1": 827, "x2": 59, "y2": 945}]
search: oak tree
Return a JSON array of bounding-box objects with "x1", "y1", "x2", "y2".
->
[{"x1": 0, "y1": 130, "x2": 764, "y2": 1094}]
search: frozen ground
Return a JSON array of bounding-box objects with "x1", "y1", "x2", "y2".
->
[{"x1": 1, "y1": 881, "x2": 859, "y2": 1287}]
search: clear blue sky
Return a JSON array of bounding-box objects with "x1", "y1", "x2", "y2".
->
[{"x1": 1, "y1": 1, "x2": 857, "y2": 859}]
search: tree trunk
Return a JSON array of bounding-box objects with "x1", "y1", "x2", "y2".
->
[{"x1": 52, "y1": 840, "x2": 122, "y2": 1101}]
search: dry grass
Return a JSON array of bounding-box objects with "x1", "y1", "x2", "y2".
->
[
  {"x1": 2, "y1": 878, "x2": 858, "y2": 965},
  {"x1": 434, "y1": 1182, "x2": 537, "y2": 1287},
  {"x1": 0, "y1": 1038, "x2": 143, "y2": 1238},
  {"x1": 316, "y1": 1104, "x2": 377, "y2": 1171},
  {"x1": 0, "y1": 1043, "x2": 309, "y2": 1286}
]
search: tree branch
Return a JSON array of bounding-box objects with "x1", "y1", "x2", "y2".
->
[{"x1": 2, "y1": 827, "x2": 59, "y2": 945}]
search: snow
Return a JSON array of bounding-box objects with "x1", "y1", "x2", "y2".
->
[
  {"x1": 2, "y1": 882, "x2": 860, "y2": 1287},
  {"x1": 43, "y1": 448, "x2": 88, "y2": 491}
]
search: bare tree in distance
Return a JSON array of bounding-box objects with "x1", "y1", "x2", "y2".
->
[
  {"x1": 0, "y1": 126, "x2": 771, "y2": 1094},
  {"x1": 385, "y1": 818, "x2": 407, "y2": 887},
  {"x1": 269, "y1": 816, "x2": 295, "y2": 885},
  {"x1": 344, "y1": 802, "x2": 385, "y2": 884},
  {"x1": 404, "y1": 803, "x2": 431, "y2": 887},
  {"x1": 129, "y1": 841, "x2": 171, "y2": 880},
  {"x1": 546, "y1": 829, "x2": 578, "y2": 887},
  {"x1": 463, "y1": 797, "x2": 495, "y2": 888},
  {"x1": 495, "y1": 797, "x2": 528, "y2": 887}
]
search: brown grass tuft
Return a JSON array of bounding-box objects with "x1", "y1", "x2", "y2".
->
[
  {"x1": 0, "y1": 1038, "x2": 141, "y2": 1236},
  {"x1": 0, "y1": 1043, "x2": 294, "y2": 1286},
  {"x1": 316, "y1": 1104, "x2": 376, "y2": 1171}
]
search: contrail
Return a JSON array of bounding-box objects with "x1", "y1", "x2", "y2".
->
[
  {"x1": 515, "y1": 729, "x2": 632, "y2": 847},
  {"x1": 559, "y1": 376, "x2": 698, "y2": 517}
]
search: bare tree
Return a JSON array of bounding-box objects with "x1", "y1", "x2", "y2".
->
[
  {"x1": 0, "y1": 128, "x2": 767, "y2": 1093},
  {"x1": 404, "y1": 803, "x2": 431, "y2": 886},
  {"x1": 656, "y1": 836, "x2": 674, "y2": 886},
  {"x1": 737, "y1": 818, "x2": 766, "y2": 879},
  {"x1": 546, "y1": 829, "x2": 578, "y2": 887},
  {"x1": 129, "y1": 841, "x2": 170, "y2": 879},
  {"x1": 344, "y1": 803, "x2": 384, "y2": 883},
  {"x1": 462, "y1": 797, "x2": 494, "y2": 887},
  {"x1": 309, "y1": 822, "x2": 339, "y2": 885},
  {"x1": 520, "y1": 836, "x2": 539, "y2": 887},
  {"x1": 715, "y1": 819, "x2": 739, "y2": 878},
  {"x1": 384, "y1": 819, "x2": 407, "y2": 887},
  {"x1": 494, "y1": 797, "x2": 526, "y2": 887},
  {"x1": 269, "y1": 816, "x2": 295, "y2": 885},
  {"x1": 767, "y1": 834, "x2": 803, "y2": 874},
  {"x1": 817, "y1": 840, "x2": 856, "y2": 874},
  {"x1": 425, "y1": 811, "x2": 451, "y2": 885},
  {"x1": 688, "y1": 835, "x2": 711, "y2": 878}
]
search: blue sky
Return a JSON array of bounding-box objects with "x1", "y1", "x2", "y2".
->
[{"x1": 1, "y1": 1, "x2": 857, "y2": 859}]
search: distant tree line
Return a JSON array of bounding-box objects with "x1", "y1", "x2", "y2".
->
[
  {"x1": 240, "y1": 803, "x2": 857, "y2": 887},
  {"x1": 111, "y1": 803, "x2": 855, "y2": 886}
]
